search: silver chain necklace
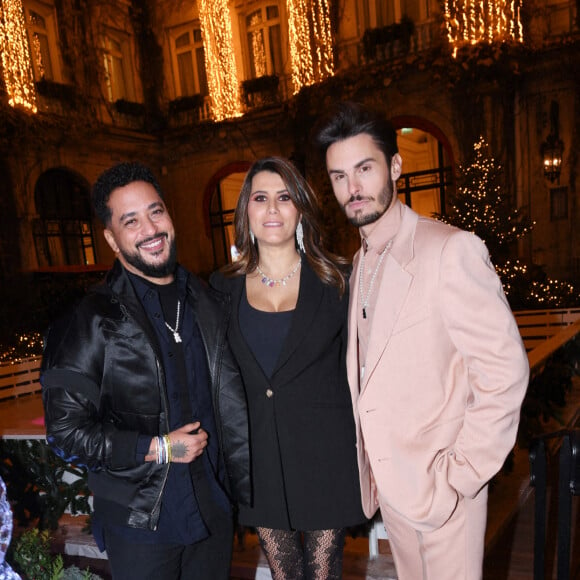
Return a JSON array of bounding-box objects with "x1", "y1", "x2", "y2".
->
[
  {"x1": 164, "y1": 300, "x2": 182, "y2": 343},
  {"x1": 359, "y1": 240, "x2": 393, "y2": 319},
  {"x1": 256, "y1": 259, "x2": 301, "y2": 288}
]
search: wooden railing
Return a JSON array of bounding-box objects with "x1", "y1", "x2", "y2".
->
[
  {"x1": 514, "y1": 308, "x2": 580, "y2": 353},
  {"x1": 0, "y1": 356, "x2": 41, "y2": 401},
  {"x1": 0, "y1": 308, "x2": 578, "y2": 403}
]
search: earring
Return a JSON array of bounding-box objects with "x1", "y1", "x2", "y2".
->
[
  {"x1": 250, "y1": 229, "x2": 255, "y2": 244},
  {"x1": 296, "y1": 222, "x2": 305, "y2": 253}
]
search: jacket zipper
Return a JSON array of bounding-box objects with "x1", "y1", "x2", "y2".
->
[{"x1": 150, "y1": 357, "x2": 171, "y2": 530}]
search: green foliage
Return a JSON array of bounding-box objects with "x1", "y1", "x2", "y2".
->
[
  {"x1": 362, "y1": 15, "x2": 415, "y2": 61},
  {"x1": 8, "y1": 528, "x2": 102, "y2": 580},
  {"x1": 9, "y1": 529, "x2": 64, "y2": 580},
  {"x1": 0, "y1": 440, "x2": 92, "y2": 531}
]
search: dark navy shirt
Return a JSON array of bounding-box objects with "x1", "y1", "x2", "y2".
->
[{"x1": 239, "y1": 286, "x2": 293, "y2": 378}]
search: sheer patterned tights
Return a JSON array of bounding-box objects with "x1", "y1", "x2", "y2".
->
[{"x1": 256, "y1": 527, "x2": 346, "y2": 580}]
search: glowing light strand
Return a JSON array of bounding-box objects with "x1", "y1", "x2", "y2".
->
[
  {"x1": 311, "y1": 0, "x2": 334, "y2": 80},
  {"x1": 0, "y1": 0, "x2": 37, "y2": 112},
  {"x1": 444, "y1": 0, "x2": 524, "y2": 57},
  {"x1": 287, "y1": 0, "x2": 314, "y2": 91},
  {"x1": 286, "y1": 0, "x2": 334, "y2": 94},
  {"x1": 198, "y1": 0, "x2": 242, "y2": 121}
]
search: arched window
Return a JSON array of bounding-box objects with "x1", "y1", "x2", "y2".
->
[
  {"x1": 245, "y1": 3, "x2": 283, "y2": 78},
  {"x1": 33, "y1": 168, "x2": 96, "y2": 268},
  {"x1": 209, "y1": 171, "x2": 247, "y2": 268},
  {"x1": 395, "y1": 126, "x2": 453, "y2": 217}
]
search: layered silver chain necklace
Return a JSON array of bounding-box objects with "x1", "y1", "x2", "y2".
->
[
  {"x1": 359, "y1": 239, "x2": 393, "y2": 319},
  {"x1": 164, "y1": 300, "x2": 182, "y2": 343}
]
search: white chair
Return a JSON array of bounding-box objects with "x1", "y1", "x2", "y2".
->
[{"x1": 368, "y1": 514, "x2": 388, "y2": 558}]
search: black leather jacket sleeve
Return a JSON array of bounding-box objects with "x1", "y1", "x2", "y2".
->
[
  {"x1": 41, "y1": 296, "x2": 143, "y2": 472},
  {"x1": 42, "y1": 370, "x2": 140, "y2": 471}
]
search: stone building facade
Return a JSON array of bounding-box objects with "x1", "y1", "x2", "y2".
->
[{"x1": 0, "y1": 0, "x2": 578, "y2": 286}]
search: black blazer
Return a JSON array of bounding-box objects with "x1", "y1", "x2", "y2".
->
[{"x1": 211, "y1": 260, "x2": 366, "y2": 530}]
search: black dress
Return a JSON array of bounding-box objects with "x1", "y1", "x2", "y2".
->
[{"x1": 210, "y1": 261, "x2": 366, "y2": 531}]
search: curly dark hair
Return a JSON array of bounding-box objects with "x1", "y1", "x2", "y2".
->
[
  {"x1": 92, "y1": 162, "x2": 164, "y2": 226},
  {"x1": 221, "y1": 156, "x2": 349, "y2": 295}
]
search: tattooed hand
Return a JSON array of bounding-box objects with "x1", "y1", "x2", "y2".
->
[{"x1": 168, "y1": 422, "x2": 208, "y2": 463}]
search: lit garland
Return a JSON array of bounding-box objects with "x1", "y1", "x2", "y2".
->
[
  {"x1": 311, "y1": 0, "x2": 334, "y2": 80},
  {"x1": 247, "y1": 11, "x2": 267, "y2": 77},
  {"x1": 444, "y1": 0, "x2": 523, "y2": 57},
  {"x1": 198, "y1": 0, "x2": 242, "y2": 120},
  {"x1": 287, "y1": 0, "x2": 314, "y2": 90},
  {"x1": 0, "y1": 0, "x2": 37, "y2": 112},
  {"x1": 286, "y1": 0, "x2": 334, "y2": 94}
]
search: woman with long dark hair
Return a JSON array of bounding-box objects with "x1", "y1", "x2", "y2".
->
[{"x1": 210, "y1": 157, "x2": 365, "y2": 579}]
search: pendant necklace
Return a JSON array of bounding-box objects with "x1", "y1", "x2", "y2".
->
[
  {"x1": 359, "y1": 240, "x2": 393, "y2": 319},
  {"x1": 164, "y1": 300, "x2": 182, "y2": 343},
  {"x1": 256, "y1": 259, "x2": 301, "y2": 288}
]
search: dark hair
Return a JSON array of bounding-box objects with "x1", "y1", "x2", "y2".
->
[
  {"x1": 222, "y1": 156, "x2": 349, "y2": 295},
  {"x1": 92, "y1": 161, "x2": 164, "y2": 226},
  {"x1": 314, "y1": 101, "x2": 399, "y2": 166}
]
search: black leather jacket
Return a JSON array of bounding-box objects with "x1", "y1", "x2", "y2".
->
[{"x1": 41, "y1": 261, "x2": 250, "y2": 530}]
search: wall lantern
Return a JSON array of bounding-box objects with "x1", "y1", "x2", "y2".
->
[{"x1": 541, "y1": 101, "x2": 564, "y2": 183}]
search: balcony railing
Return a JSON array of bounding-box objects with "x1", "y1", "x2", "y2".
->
[
  {"x1": 527, "y1": 0, "x2": 579, "y2": 45},
  {"x1": 167, "y1": 94, "x2": 213, "y2": 127}
]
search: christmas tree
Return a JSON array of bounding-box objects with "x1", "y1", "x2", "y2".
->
[{"x1": 435, "y1": 137, "x2": 576, "y2": 308}]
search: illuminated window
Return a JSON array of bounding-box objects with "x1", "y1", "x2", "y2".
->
[
  {"x1": 23, "y1": 0, "x2": 61, "y2": 81},
  {"x1": 245, "y1": 4, "x2": 282, "y2": 78},
  {"x1": 209, "y1": 172, "x2": 246, "y2": 267},
  {"x1": 396, "y1": 128, "x2": 452, "y2": 218},
  {"x1": 366, "y1": 0, "x2": 430, "y2": 27},
  {"x1": 33, "y1": 169, "x2": 96, "y2": 268},
  {"x1": 102, "y1": 30, "x2": 135, "y2": 102},
  {"x1": 169, "y1": 23, "x2": 208, "y2": 97}
]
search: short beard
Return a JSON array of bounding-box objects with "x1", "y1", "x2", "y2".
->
[
  {"x1": 347, "y1": 211, "x2": 384, "y2": 227},
  {"x1": 121, "y1": 236, "x2": 177, "y2": 279},
  {"x1": 344, "y1": 176, "x2": 394, "y2": 228}
]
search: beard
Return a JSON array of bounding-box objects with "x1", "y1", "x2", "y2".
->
[
  {"x1": 121, "y1": 235, "x2": 178, "y2": 278},
  {"x1": 344, "y1": 175, "x2": 394, "y2": 228}
]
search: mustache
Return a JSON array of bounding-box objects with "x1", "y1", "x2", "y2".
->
[
  {"x1": 137, "y1": 233, "x2": 168, "y2": 248},
  {"x1": 344, "y1": 194, "x2": 374, "y2": 208}
]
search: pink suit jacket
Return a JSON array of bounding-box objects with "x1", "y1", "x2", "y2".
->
[{"x1": 347, "y1": 203, "x2": 529, "y2": 532}]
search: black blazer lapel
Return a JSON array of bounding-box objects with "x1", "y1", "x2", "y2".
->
[
  {"x1": 218, "y1": 263, "x2": 324, "y2": 387},
  {"x1": 272, "y1": 260, "x2": 324, "y2": 379}
]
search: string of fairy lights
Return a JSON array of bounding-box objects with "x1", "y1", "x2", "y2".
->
[
  {"x1": 0, "y1": 0, "x2": 37, "y2": 112},
  {"x1": 286, "y1": 0, "x2": 334, "y2": 92},
  {"x1": 198, "y1": 0, "x2": 242, "y2": 121},
  {"x1": 1, "y1": 1, "x2": 524, "y2": 119},
  {"x1": 444, "y1": 0, "x2": 523, "y2": 57}
]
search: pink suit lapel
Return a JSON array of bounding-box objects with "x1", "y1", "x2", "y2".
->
[{"x1": 361, "y1": 257, "x2": 412, "y2": 394}]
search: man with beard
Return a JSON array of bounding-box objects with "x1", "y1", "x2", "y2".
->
[
  {"x1": 314, "y1": 102, "x2": 529, "y2": 579},
  {"x1": 41, "y1": 162, "x2": 250, "y2": 579}
]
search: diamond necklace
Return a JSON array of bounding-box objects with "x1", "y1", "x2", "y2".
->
[
  {"x1": 256, "y1": 259, "x2": 301, "y2": 288},
  {"x1": 164, "y1": 300, "x2": 182, "y2": 343},
  {"x1": 359, "y1": 240, "x2": 393, "y2": 319}
]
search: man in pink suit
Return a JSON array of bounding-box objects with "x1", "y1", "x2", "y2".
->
[{"x1": 314, "y1": 102, "x2": 529, "y2": 579}]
